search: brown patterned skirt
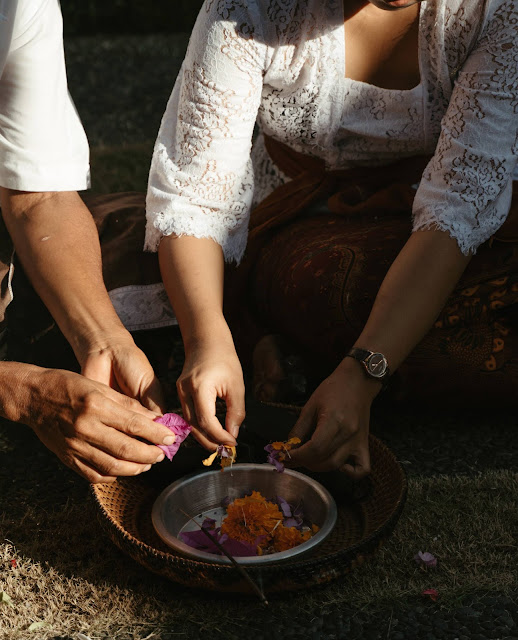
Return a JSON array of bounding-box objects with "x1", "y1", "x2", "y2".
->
[
  {"x1": 245, "y1": 205, "x2": 518, "y2": 407},
  {"x1": 225, "y1": 141, "x2": 518, "y2": 407}
]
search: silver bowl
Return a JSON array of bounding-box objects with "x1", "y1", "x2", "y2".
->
[{"x1": 151, "y1": 463, "x2": 337, "y2": 565}]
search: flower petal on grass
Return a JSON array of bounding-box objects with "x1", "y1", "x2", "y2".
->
[
  {"x1": 415, "y1": 551, "x2": 438, "y2": 568},
  {"x1": 421, "y1": 588, "x2": 439, "y2": 602},
  {"x1": 155, "y1": 413, "x2": 192, "y2": 461}
]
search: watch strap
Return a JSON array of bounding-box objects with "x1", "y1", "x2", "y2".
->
[{"x1": 346, "y1": 347, "x2": 391, "y2": 387}]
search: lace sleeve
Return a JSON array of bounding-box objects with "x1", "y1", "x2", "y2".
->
[
  {"x1": 412, "y1": 0, "x2": 518, "y2": 255},
  {"x1": 145, "y1": 0, "x2": 267, "y2": 263}
]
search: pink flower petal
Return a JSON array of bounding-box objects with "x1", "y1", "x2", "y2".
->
[
  {"x1": 422, "y1": 588, "x2": 439, "y2": 602},
  {"x1": 155, "y1": 413, "x2": 192, "y2": 461}
]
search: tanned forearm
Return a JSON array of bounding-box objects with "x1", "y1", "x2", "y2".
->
[
  {"x1": 0, "y1": 189, "x2": 126, "y2": 364},
  {"x1": 353, "y1": 229, "x2": 471, "y2": 372},
  {"x1": 0, "y1": 361, "x2": 41, "y2": 424}
]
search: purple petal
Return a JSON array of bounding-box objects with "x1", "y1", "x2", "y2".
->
[
  {"x1": 220, "y1": 538, "x2": 258, "y2": 557},
  {"x1": 277, "y1": 497, "x2": 292, "y2": 517},
  {"x1": 221, "y1": 496, "x2": 232, "y2": 509},
  {"x1": 267, "y1": 452, "x2": 285, "y2": 473},
  {"x1": 180, "y1": 529, "x2": 220, "y2": 554},
  {"x1": 155, "y1": 413, "x2": 192, "y2": 461},
  {"x1": 201, "y1": 517, "x2": 217, "y2": 530},
  {"x1": 218, "y1": 445, "x2": 231, "y2": 458},
  {"x1": 264, "y1": 444, "x2": 275, "y2": 454},
  {"x1": 283, "y1": 517, "x2": 300, "y2": 528},
  {"x1": 415, "y1": 551, "x2": 438, "y2": 567}
]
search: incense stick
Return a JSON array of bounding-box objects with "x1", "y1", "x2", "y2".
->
[{"x1": 179, "y1": 508, "x2": 269, "y2": 605}]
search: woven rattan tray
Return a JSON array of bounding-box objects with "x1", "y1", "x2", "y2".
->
[{"x1": 91, "y1": 434, "x2": 406, "y2": 594}]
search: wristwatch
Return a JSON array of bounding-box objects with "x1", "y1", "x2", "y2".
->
[{"x1": 345, "y1": 347, "x2": 390, "y2": 386}]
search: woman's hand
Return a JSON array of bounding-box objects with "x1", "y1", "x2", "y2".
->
[
  {"x1": 287, "y1": 358, "x2": 381, "y2": 478},
  {"x1": 18, "y1": 365, "x2": 177, "y2": 483},
  {"x1": 177, "y1": 331, "x2": 245, "y2": 450},
  {"x1": 80, "y1": 328, "x2": 166, "y2": 414}
]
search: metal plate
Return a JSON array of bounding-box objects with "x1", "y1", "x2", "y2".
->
[{"x1": 151, "y1": 463, "x2": 337, "y2": 565}]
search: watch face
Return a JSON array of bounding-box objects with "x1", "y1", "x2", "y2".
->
[{"x1": 366, "y1": 353, "x2": 388, "y2": 378}]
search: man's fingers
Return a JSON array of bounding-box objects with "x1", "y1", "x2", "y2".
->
[
  {"x1": 140, "y1": 374, "x2": 167, "y2": 414},
  {"x1": 82, "y1": 394, "x2": 175, "y2": 451},
  {"x1": 76, "y1": 422, "x2": 166, "y2": 464},
  {"x1": 72, "y1": 449, "x2": 153, "y2": 483},
  {"x1": 73, "y1": 456, "x2": 117, "y2": 484},
  {"x1": 108, "y1": 388, "x2": 160, "y2": 421}
]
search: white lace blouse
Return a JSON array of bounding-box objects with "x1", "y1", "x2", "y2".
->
[{"x1": 145, "y1": 0, "x2": 518, "y2": 261}]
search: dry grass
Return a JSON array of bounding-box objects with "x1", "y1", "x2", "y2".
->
[{"x1": 1, "y1": 467, "x2": 516, "y2": 640}]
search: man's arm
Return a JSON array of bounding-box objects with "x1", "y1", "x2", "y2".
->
[
  {"x1": 0, "y1": 188, "x2": 179, "y2": 481},
  {"x1": 0, "y1": 360, "x2": 174, "y2": 483},
  {"x1": 0, "y1": 188, "x2": 164, "y2": 409}
]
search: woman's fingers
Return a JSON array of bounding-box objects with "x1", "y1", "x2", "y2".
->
[
  {"x1": 192, "y1": 385, "x2": 236, "y2": 445},
  {"x1": 288, "y1": 401, "x2": 317, "y2": 442},
  {"x1": 339, "y1": 438, "x2": 371, "y2": 479},
  {"x1": 224, "y1": 382, "x2": 246, "y2": 439},
  {"x1": 178, "y1": 385, "x2": 234, "y2": 449},
  {"x1": 288, "y1": 409, "x2": 368, "y2": 472},
  {"x1": 190, "y1": 426, "x2": 220, "y2": 451}
]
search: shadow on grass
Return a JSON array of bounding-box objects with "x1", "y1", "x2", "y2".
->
[{"x1": 1, "y1": 406, "x2": 518, "y2": 639}]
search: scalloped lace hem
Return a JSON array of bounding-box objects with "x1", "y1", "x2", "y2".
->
[
  {"x1": 412, "y1": 218, "x2": 484, "y2": 256},
  {"x1": 144, "y1": 213, "x2": 247, "y2": 264}
]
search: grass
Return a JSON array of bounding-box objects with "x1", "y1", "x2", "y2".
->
[
  {"x1": 1, "y1": 458, "x2": 516, "y2": 639},
  {"x1": 89, "y1": 143, "x2": 154, "y2": 194}
]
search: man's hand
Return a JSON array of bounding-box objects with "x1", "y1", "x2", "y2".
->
[
  {"x1": 287, "y1": 358, "x2": 380, "y2": 478},
  {"x1": 176, "y1": 333, "x2": 245, "y2": 450},
  {"x1": 80, "y1": 329, "x2": 166, "y2": 414},
  {"x1": 20, "y1": 364, "x2": 176, "y2": 483}
]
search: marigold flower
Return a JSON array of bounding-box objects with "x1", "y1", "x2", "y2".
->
[
  {"x1": 272, "y1": 525, "x2": 311, "y2": 552},
  {"x1": 221, "y1": 492, "x2": 283, "y2": 544}
]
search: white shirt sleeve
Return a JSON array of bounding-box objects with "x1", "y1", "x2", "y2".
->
[
  {"x1": 412, "y1": 0, "x2": 518, "y2": 255},
  {"x1": 145, "y1": 0, "x2": 267, "y2": 264},
  {"x1": 0, "y1": 0, "x2": 90, "y2": 192}
]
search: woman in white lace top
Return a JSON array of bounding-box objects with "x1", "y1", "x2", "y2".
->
[{"x1": 145, "y1": 0, "x2": 518, "y2": 475}]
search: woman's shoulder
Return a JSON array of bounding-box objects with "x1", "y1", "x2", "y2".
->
[{"x1": 203, "y1": 0, "x2": 338, "y2": 47}]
